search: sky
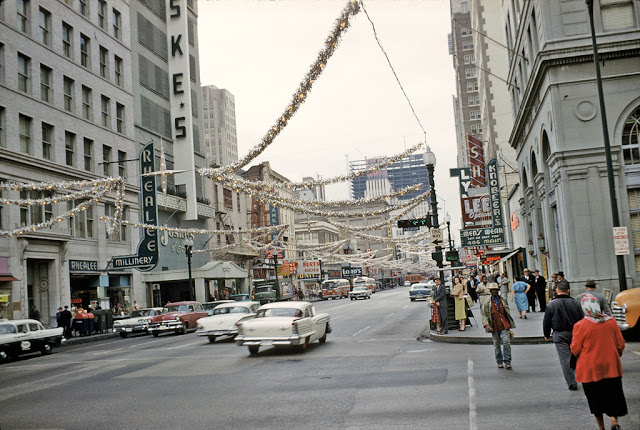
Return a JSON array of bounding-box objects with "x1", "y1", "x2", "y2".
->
[{"x1": 197, "y1": 0, "x2": 462, "y2": 234}]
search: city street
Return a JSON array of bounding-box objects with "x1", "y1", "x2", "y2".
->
[{"x1": 1, "y1": 288, "x2": 639, "y2": 430}]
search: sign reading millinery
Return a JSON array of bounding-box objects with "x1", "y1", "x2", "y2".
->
[
  {"x1": 107, "y1": 142, "x2": 159, "y2": 271},
  {"x1": 460, "y1": 226, "x2": 505, "y2": 247},
  {"x1": 613, "y1": 227, "x2": 630, "y2": 255},
  {"x1": 167, "y1": 0, "x2": 197, "y2": 220},
  {"x1": 342, "y1": 267, "x2": 362, "y2": 277},
  {"x1": 69, "y1": 260, "x2": 99, "y2": 273}
]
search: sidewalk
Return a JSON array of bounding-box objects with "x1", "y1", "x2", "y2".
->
[{"x1": 421, "y1": 300, "x2": 547, "y2": 345}]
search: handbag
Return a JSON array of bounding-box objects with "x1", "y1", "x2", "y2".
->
[{"x1": 509, "y1": 329, "x2": 514, "y2": 340}]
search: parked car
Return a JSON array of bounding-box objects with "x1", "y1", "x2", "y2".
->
[
  {"x1": 113, "y1": 307, "x2": 163, "y2": 338},
  {"x1": 409, "y1": 282, "x2": 433, "y2": 301},
  {"x1": 202, "y1": 300, "x2": 234, "y2": 316},
  {"x1": 196, "y1": 301, "x2": 260, "y2": 343},
  {"x1": 349, "y1": 286, "x2": 372, "y2": 300},
  {"x1": 404, "y1": 281, "x2": 411, "y2": 288},
  {"x1": 612, "y1": 287, "x2": 640, "y2": 337},
  {"x1": 236, "y1": 301, "x2": 331, "y2": 355},
  {"x1": 0, "y1": 319, "x2": 63, "y2": 363},
  {"x1": 148, "y1": 301, "x2": 208, "y2": 337},
  {"x1": 229, "y1": 294, "x2": 251, "y2": 302}
]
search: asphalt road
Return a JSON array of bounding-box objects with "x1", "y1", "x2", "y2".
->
[{"x1": 1, "y1": 288, "x2": 639, "y2": 430}]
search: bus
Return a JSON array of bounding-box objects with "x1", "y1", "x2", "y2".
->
[
  {"x1": 319, "y1": 279, "x2": 350, "y2": 300},
  {"x1": 353, "y1": 276, "x2": 377, "y2": 293}
]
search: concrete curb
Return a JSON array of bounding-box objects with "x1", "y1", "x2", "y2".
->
[
  {"x1": 418, "y1": 325, "x2": 547, "y2": 345},
  {"x1": 59, "y1": 332, "x2": 119, "y2": 347}
]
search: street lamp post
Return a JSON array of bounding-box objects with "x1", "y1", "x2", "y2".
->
[
  {"x1": 585, "y1": 0, "x2": 627, "y2": 291},
  {"x1": 423, "y1": 146, "x2": 443, "y2": 281},
  {"x1": 444, "y1": 212, "x2": 453, "y2": 250},
  {"x1": 183, "y1": 238, "x2": 194, "y2": 301}
]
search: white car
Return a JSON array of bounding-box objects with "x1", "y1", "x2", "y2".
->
[
  {"x1": 236, "y1": 301, "x2": 331, "y2": 355},
  {"x1": 0, "y1": 319, "x2": 63, "y2": 362},
  {"x1": 196, "y1": 301, "x2": 260, "y2": 343},
  {"x1": 113, "y1": 308, "x2": 163, "y2": 338},
  {"x1": 349, "y1": 286, "x2": 371, "y2": 300}
]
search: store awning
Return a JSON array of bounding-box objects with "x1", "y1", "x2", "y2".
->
[
  {"x1": 0, "y1": 275, "x2": 20, "y2": 282},
  {"x1": 493, "y1": 249, "x2": 521, "y2": 266}
]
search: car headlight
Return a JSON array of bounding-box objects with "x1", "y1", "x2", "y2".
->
[
  {"x1": 175, "y1": 316, "x2": 181, "y2": 321},
  {"x1": 113, "y1": 321, "x2": 120, "y2": 326}
]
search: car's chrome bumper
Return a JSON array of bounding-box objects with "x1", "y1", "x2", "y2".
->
[
  {"x1": 196, "y1": 328, "x2": 238, "y2": 336},
  {"x1": 236, "y1": 334, "x2": 303, "y2": 346},
  {"x1": 114, "y1": 325, "x2": 147, "y2": 333},
  {"x1": 148, "y1": 322, "x2": 182, "y2": 332}
]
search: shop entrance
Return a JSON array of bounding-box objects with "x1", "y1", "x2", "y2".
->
[{"x1": 158, "y1": 281, "x2": 190, "y2": 305}]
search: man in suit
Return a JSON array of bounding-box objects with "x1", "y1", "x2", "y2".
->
[
  {"x1": 432, "y1": 278, "x2": 448, "y2": 334},
  {"x1": 533, "y1": 269, "x2": 547, "y2": 312},
  {"x1": 556, "y1": 271, "x2": 570, "y2": 295},
  {"x1": 60, "y1": 305, "x2": 73, "y2": 339},
  {"x1": 575, "y1": 279, "x2": 612, "y2": 316},
  {"x1": 522, "y1": 268, "x2": 536, "y2": 312}
]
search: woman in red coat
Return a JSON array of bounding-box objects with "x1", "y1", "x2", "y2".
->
[{"x1": 570, "y1": 294, "x2": 627, "y2": 430}]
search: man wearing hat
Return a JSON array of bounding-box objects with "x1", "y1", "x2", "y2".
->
[
  {"x1": 532, "y1": 269, "x2": 547, "y2": 312},
  {"x1": 481, "y1": 283, "x2": 516, "y2": 369},
  {"x1": 556, "y1": 271, "x2": 570, "y2": 294},
  {"x1": 522, "y1": 268, "x2": 536, "y2": 312},
  {"x1": 576, "y1": 279, "x2": 612, "y2": 316}
]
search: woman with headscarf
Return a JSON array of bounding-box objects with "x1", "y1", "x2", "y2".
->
[
  {"x1": 570, "y1": 294, "x2": 627, "y2": 430},
  {"x1": 510, "y1": 277, "x2": 531, "y2": 319},
  {"x1": 450, "y1": 276, "x2": 466, "y2": 331}
]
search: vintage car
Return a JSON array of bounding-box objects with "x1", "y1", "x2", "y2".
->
[
  {"x1": 409, "y1": 282, "x2": 433, "y2": 301},
  {"x1": 113, "y1": 307, "x2": 163, "y2": 338},
  {"x1": 0, "y1": 319, "x2": 63, "y2": 362},
  {"x1": 147, "y1": 301, "x2": 208, "y2": 337},
  {"x1": 202, "y1": 300, "x2": 234, "y2": 316},
  {"x1": 229, "y1": 293, "x2": 252, "y2": 301},
  {"x1": 612, "y1": 287, "x2": 640, "y2": 336},
  {"x1": 349, "y1": 286, "x2": 372, "y2": 300},
  {"x1": 196, "y1": 301, "x2": 260, "y2": 343},
  {"x1": 236, "y1": 301, "x2": 331, "y2": 355}
]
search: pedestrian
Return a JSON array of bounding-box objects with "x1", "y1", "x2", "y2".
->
[
  {"x1": 549, "y1": 273, "x2": 558, "y2": 300},
  {"x1": 56, "y1": 307, "x2": 63, "y2": 328},
  {"x1": 61, "y1": 305, "x2": 73, "y2": 338},
  {"x1": 432, "y1": 277, "x2": 448, "y2": 334},
  {"x1": 556, "y1": 271, "x2": 570, "y2": 294},
  {"x1": 450, "y1": 276, "x2": 466, "y2": 331},
  {"x1": 510, "y1": 277, "x2": 531, "y2": 319},
  {"x1": 467, "y1": 274, "x2": 478, "y2": 304},
  {"x1": 575, "y1": 279, "x2": 612, "y2": 316},
  {"x1": 532, "y1": 269, "x2": 547, "y2": 312},
  {"x1": 487, "y1": 270, "x2": 497, "y2": 283},
  {"x1": 476, "y1": 275, "x2": 490, "y2": 307},
  {"x1": 522, "y1": 268, "x2": 536, "y2": 312},
  {"x1": 498, "y1": 272, "x2": 510, "y2": 298},
  {"x1": 481, "y1": 283, "x2": 516, "y2": 369},
  {"x1": 543, "y1": 282, "x2": 584, "y2": 390},
  {"x1": 570, "y1": 294, "x2": 627, "y2": 430},
  {"x1": 29, "y1": 305, "x2": 41, "y2": 322},
  {"x1": 133, "y1": 301, "x2": 140, "y2": 310},
  {"x1": 297, "y1": 288, "x2": 304, "y2": 301}
]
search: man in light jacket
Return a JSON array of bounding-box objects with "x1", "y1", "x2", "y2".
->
[{"x1": 481, "y1": 283, "x2": 516, "y2": 369}]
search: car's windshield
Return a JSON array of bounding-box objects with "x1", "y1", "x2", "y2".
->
[
  {"x1": 163, "y1": 305, "x2": 187, "y2": 313},
  {"x1": 256, "y1": 308, "x2": 304, "y2": 318},
  {"x1": 412, "y1": 285, "x2": 428, "y2": 290},
  {"x1": 354, "y1": 280, "x2": 365, "y2": 285},
  {"x1": 213, "y1": 306, "x2": 250, "y2": 315},
  {"x1": 255, "y1": 286, "x2": 273, "y2": 293},
  {"x1": 0, "y1": 324, "x2": 17, "y2": 334},
  {"x1": 131, "y1": 309, "x2": 154, "y2": 317},
  {"x1": 321, "y1": 282, "x2": 337, "y2": 289},
  {"x1": 203, "y1": 302, "x2": 224, "y2": 310},
  {"x1": 354, "y1": 287, "x2": 368, "y2": 291}
]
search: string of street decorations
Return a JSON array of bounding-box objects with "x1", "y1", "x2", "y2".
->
[{"x1": 100, "y1": 218, "x2": 288, "y2": 237}]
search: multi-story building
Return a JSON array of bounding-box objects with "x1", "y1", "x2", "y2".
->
[
  {"x1": 504, "y1": 0, "x2": 640, "y2": 292},
  {"x1": 201, "y1": 84, "x2": 238, "y2": 168},
  {"x1": 0, "y1": 0, "x2": 139, "y2": 322}
]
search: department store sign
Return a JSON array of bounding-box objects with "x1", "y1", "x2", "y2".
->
[{"x1": 107, "y1": 142, "x2": 159, "y2": 271}]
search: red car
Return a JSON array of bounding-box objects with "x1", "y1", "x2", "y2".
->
[{"x1": 148, "y1": 301, "x2": 208, "y2": 337}]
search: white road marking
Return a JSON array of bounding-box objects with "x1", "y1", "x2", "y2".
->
[
  {"x1": 165, "y1": 339, "x2": 204, "y2": 349},
  {"x1": 402, "y1": 305, "x2": 409, "y2": 309},
  {"x1": 468, "y1": 358, "x2": 477, "y2": 430},
  {"x1": 406, "y1": 349, "x2": 430, "y2": 353},
  {"x1": 352, "y1": 326, "x2": 370, "y2": 337},
  {"x1": 384, "y1": 313, "x2": 394, "y2": 319},
  {"x1": 633, "y1": 351, "x2": 640, "y2": 357}
]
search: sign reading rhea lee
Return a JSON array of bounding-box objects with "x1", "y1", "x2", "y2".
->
[{"x1": 167, "y1": 0, "x2": 197, "y2": 220}]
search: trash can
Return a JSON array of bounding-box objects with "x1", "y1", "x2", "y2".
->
[
  {"x1": 93, "y1": 310, "x2": 107, "y2": 333},
  {"x1": 105, "y1": 310, "x2": 113, "y2": 330},
  {"x1": 74, "y1": 312, "x2": 95, "y2": 336}
]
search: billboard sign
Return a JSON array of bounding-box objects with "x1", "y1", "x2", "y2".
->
[
  {"x1": 467, "y1": 134, "x2": 486, "y2": 188},
  {"x1": 460, "y1": 226, "x2": 505, "y2": 247}
]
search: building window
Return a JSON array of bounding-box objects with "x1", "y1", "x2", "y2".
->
[
  {"x1": 21, "y1": 190, "x2": 52, "y2": 226},
  {"x1": 98, "y1": 0, "x2": 106, "y2": 29},
  {"x1": 470, "y1": 110, "x2": 476, "y2": 120},
  {"x1": 601, "y1": 0, "x2": 635, "y2": 31},
  {"x1": 82, "y1": 86, "x2": 91, "y2": 120},
  {"x1": 462, "y1": 27, "x2": 468, "y2": 36},
  {"x1": 40, "y1": 65, "x2": 51, "y2": 102},
  {"x1": 79, "y1": 0, "x2": 88, "y2": 16},
  {"x1": 99, "y1": 46, "x2": 108, "y2": 78},
  {"x1": 116, "y1": 102, "x2": 124, "y2": 133},
  {"x1": 83, "y1": 138, "x2": 93, "y2": 171},
  {"x1": 465, "y1": 68, "x2": 472, "y2": 78},
  {"x1": 113, "y1": 9, "x2": 121, "y2": 39},
  {"x1": 223, "y1": 188, "x2": 233, "y2": 209},
  {"x1": 63, "y1": 76, "x2": 74, "y2": 112},
  {"x1": 464, "y1": 54, "x2": 470, "y2": 64},
  {"x1": 114, "y1": 55, "x2": 122, "y2": 87},
  {"x1": 68, "y1": 200, "x2": 92, "y2": 238},
  {"x1": 62, "y1": 23, "x2": 72, "y2": 58},
  {"x1": 103, "y1": 145, "x2": 112, "y2": 176},
  {"x1": 117, "y1": 150, "x2": 126, "y2": 177},
  {"x1": 105, "y1": 203, "x2": 127, "y2": 241},
  {"x1": 101, "y1": 95, "x2": 110, "y2": 128},
  {"x1": 17, "y1": 53, "x2": 29, "y2": 93},
  {"x1": 471, "y1": 125, "x2": 477, "y2": 134},
  {"x1": 19, "y1": 115, "x2": 31, "y2": 154},
  {"x1": 39, "y1": 8, "x2": 50, "y2": 46},
  {"x1": 41, "y1": 122, "x2": 53, "y2": 161},
  {"x1": 80, "y1": 34, "x2": 90, "y2": 68},
  {"x1": 65, "y1": 131, "x2": 75, "y2": 166},
  {"x1": 623, "y1": 105, "x2": 640, "y2": 165},
  {"x1": 0, "y1": 107, "x2": 4, "y2": 148},
  {"x1": 17, "y1": 0, "x2": 28, "y2": 33}
]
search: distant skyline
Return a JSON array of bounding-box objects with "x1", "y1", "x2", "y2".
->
[{"x1": 198, "y1": 0, "x2": 462, "y2": 235}]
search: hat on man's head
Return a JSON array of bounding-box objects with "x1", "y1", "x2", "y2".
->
[
  {"x1": 557, "y1": 271, "x2": 565, "y2": 277},
  {"x1": 487, "y1": 283, "x2": 500, "y2": 290},
  {"x1": 523, "y1": 268, "x2": 531, "y2": 273},
  {"x1": 58, "y1": 307, "x2": 63, "y2": 310},
  {"x1": 585, "y1": 279, "x2": 597, "y2": 288},
  {"x1": 534, "y1": 269, "x2": 539, "y2": 273}
]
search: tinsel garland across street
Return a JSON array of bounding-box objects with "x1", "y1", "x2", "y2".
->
[
  {"x1": 99, "y1": 218, "x2": 288, "y2": 237},
  {"x1": 325, "y1": 195, "x2": 428, "y2": 231},
  {"x1": 0, "y1": 177, "x2": 125, "y2": 237},
  {"x1": 199, "y1": 143, "x2": 423, "y2": 191},
  {"x1": 209, "y1": 0, "x2": 361, "y2": 177}
]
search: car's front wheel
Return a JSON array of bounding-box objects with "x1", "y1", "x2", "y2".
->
[
  {"x1": 177, "y1": 322, "x2": 188, "y2": 335},
  {"x1": 208, "y1": 335, "x2": 216, "y2": 343},
  {"x1": 119, "y1": 332, "x2": 128, "y2": 338},
  {"x1": 152, "y1": 331, "x2": 159, "y2": 337},
  {"x1": 319, "y1": 325, "x2": 328, "y2": 343},
  {"x1": 248, "y1": 345, "x2": 259, "y2": 355},
  {"x1": 41, "y1": 342, "x2": 53, "y2": 355}
]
